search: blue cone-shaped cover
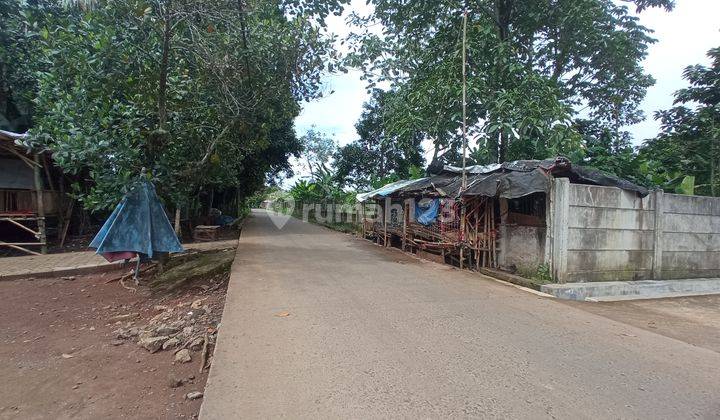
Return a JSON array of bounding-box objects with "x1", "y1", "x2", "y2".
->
[{"x1": 90, "y1": 180, "x2": 183, "y2": 258}]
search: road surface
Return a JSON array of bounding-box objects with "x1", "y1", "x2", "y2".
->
[{"x1": 201, "y1": 210, "x2": 720, "y2": 419}]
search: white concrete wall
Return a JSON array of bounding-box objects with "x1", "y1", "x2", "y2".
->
[
  {"x1": 549, "y1": 179, "x2": 720, "y2": 282},
  {"x1": 500, "y1": 225, "x2": 546, "y2": 275},
  {"x1": 661, "y1": 194, "x2": 720, "y2": 279},
  {"x1": 564, "y1": 183, "x2": 656, "y2": 282}
]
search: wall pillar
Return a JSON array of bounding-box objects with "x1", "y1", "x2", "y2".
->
[
  {"x1": 497, "y1": 198, "x2": 509, "y2": 267},
  {"x1": 551, "y1": 178, "x2": 570, "y2": 283},
  {"x1": 652, "y1": 190, "x2": 664, "y2": 279}
]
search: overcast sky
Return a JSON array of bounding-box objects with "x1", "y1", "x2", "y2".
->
[{"x1": 292, "y1": 0, "x2": 720, "y2": 180}]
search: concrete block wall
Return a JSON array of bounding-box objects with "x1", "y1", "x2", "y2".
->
[
  {"x1": 660, "y1": 194, "x2": 720, "y2": 279},
  {"x1": 499, "y1": 225, "x2": 546, "y2": 275},
  {"x1": 548, "y1": 178, "x2": 720, "y2": 282}
]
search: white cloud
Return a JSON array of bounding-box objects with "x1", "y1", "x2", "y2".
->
[{"x1": 295, "y1": 70, "x2": 369, "y2": 147}]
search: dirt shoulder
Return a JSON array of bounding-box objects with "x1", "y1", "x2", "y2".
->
[
  {"x1": 0, "y1": 259, "x2": 231, "y2": 419},
  {"x1": 562, "y1": 294, "x2": 720, "y2": 354}
]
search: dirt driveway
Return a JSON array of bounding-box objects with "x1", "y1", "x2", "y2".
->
[{"x1": 563, "y1": 294, "x2": 720, "y2": 353}]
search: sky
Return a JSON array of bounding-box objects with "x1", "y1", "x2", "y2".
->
[{"x1": 292, "y1": 0, "x2": 720, "y2": 181}]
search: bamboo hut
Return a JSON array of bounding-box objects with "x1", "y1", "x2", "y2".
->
[
  {"x1": 357, "y1": 157, "x2": 651, "y2": 279},
  {"x1": 0, "y1": 130, "x2": 65, "y2": 255}
]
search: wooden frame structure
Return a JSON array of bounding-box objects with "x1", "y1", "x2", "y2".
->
[
  {"x1": 461, "y1": 196, "x2": 497, "y2": 270},
  {"x1": 360, "y1": 189, "x2": 500, "y2": 272},
  {"x1": 402, "y1": 198, "x2": 461, "y2": 263},
  {"x1": 0, "y1": 131, "x2": 61, "y2": 255}
]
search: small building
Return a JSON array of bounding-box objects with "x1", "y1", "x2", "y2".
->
[
  {"x1": 0, "y1": 130, "x2": 61, "y2": 255},
  {"x1": 359, "y1": 157, "x2": 720, "y2": 283}
]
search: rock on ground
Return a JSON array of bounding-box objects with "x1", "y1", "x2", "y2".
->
[
  {"x1": 162, "y1": 338, "x2": 180, "y2": 350},
  {"x1": 186, "y1": 391, "x2": 203, "y2": 400},
  {"x1": 138, "y1": 335, "x2": 169, "y2": 353},
  {"x1": 175, "y1": 348, "x2": 192, "y2": 363}
]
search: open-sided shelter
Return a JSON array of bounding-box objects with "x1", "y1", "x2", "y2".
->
[
  {"x1": 355, "y1": 156, "x2": 720, "y2": 285},
  {"x1": 0, "y1": 130, "x2": 61, "y2": 255}
]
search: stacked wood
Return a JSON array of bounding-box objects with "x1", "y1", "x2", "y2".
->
[{"x1": 193, "y1": 225, "x2": 220, "y2": 242}]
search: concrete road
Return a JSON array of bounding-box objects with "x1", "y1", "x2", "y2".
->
[{"x1": 201, "y1": 210, "x2": 720, "y2": 419}]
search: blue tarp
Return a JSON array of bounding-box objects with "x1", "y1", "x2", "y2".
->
[
  {"x1": 414, "y1": 198, "x2": 440, "y2": 225},
  {"x1": 90, "y1": 180, "x2": 183, "y2": 259}
]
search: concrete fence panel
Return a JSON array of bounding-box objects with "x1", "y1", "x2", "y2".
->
[
  {"x1": 550, "y1": 179, "x2": 720, "y2": 282},
  {"x1": 660, "y1": 194, "x2": 720, "y2": 279}
]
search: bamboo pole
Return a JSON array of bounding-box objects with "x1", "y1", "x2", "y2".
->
[
  {"x1": 383, "y1": 201, "x2": 388, "y2": 247},
  {"x1": 461, "y1": 8, "x2": 468, "y2": 192},
  {"x1": 33, "y1": 153, "x2": 47, "y2": 254}
]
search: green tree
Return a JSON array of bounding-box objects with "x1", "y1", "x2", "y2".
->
[
  {"x1": 12, "y1": 0, "x2": 346, "y2": 212},
  {"x1": 638, "y1": 46, "x2": 720, "y2": 196},
  {"x1": 348, "y1": 0, "x2": 672, "y2": 163},
  {"x1": 0, "y1": 0, "x2": 68, "y2": 131},
  {"x1": 575, "y1": 119, "x2": 638, "y2": 182},
  {"x1": 299, "y1": 127, "x2": 337, "y2": 180},
  {"x1": 334, "y1": 89, "x2": 424, "y2": 188}
]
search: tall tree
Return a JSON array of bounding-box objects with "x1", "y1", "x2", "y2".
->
[
  {"x1": 575, "y1": 119, "x2": 637, "y2": 182},
  {"x1": 348, "y1": 0, "x2": 673, "y2": 163},
  {"x1": 334, "y1": 89, "x2": 424, "y2": 188},
  {"x1": 0, "y1": 0, "x2": 68, "y2": 131},
  {"x1": 638, "y1": 46, "x2": 720, "y2": 196},
  {"x1": 12, "y1": 0, "x2": 347, "y2": 211},
  {"x1": 299, "y1": 127, "x2": 337, "y2": 180}
]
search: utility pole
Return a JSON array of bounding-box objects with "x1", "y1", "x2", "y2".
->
[
  {"x1": 459, "y1": 7, "x2": 469, "y2": 269},
  {"x1": 461, "y1": 8, "x2": 468, "y2": 192}
]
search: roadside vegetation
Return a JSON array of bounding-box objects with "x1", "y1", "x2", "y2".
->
[
  {"x1": 1, "y1": 0, "x2": 347, "y2": 219},
  {"x1": 274, "y1": 0, "x2": 719, "y2": 204}
]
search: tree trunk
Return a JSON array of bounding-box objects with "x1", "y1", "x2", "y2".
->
[
  {"x1": 158, "y1": 0, "x2": 172, "y2": 131},
  {"x1": 498, "y1": 131, "x2": 507, "y2": 163},
  {"x1": 237, "y1": 0, "x2": 251, "y2": 75},
  {"x1": 174, "y1": 207, "x2": 182, "y2": 238}
]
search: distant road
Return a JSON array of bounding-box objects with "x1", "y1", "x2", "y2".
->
[{"x1": 201, "y1": 209, "x2": 720, "y2": 419}]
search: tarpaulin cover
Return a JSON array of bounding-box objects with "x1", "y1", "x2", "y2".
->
[
  {"x1": 464, "y1": 169, "x2": 551, "y2": 199},
  {"x1": 356, "y1": 178, "x2": 427, "y2": 202},
  {"x1": 398, "y1": 174, "x2": 457, "y2": 196},
  {"x1": 361, "y1": 157, "x2": 649, "y2": 202},
  {"x1": 414, "y1": 198, "x2": 440, "y2": 225},
  {"x1": 90, "y1": 180, "x2": 183, "y2": 261}
]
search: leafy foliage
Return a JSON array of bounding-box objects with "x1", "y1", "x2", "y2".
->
[
  {"x1": 3, "y1": 0, "x2": 348, "y2": 212},
  {"x1": 638, "y1": 46, "x2": 720, "y2": 196},
  {"x1": 347, "y1": 0, "x2": 672, "y2": 163},
  {"x1": 334, "y1": 89, "x2": 424, "y2": 188},
  {"x1": 575, "y1": 119, "x2": 637, "y2": 182}
]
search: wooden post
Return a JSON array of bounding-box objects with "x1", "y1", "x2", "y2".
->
[
  {"x1": 33, "y1": 153, "x2": 47, "y2": 254},
  {"x1": 360, "y1": 203, "x2": 365, "y2": 238},
  {"x1": 174, "y1": 207, "x2": 182, "y2": 239},
  {"x1": 460, "y1": 8, "x2": 468, "y2": 192},
  {"x1": 402, "y1": 200, "x2": 408, "y2": 251},
  {"x1": 383, "y1": 199, "x2": 388, "y2": 247},
  {"x1": 59, "y1": 200, "x2": 74, "y2": 247},
  {"x1": 497, "y1": 198, "x2": 508, "y2": 267}
]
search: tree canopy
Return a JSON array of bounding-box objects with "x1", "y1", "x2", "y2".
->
[
  {"x1": 334, "y1": 89, "x2": 424, "y2": 189},
  {"x1": 347, "y1": 0, "x2": 673, "y2": 164},
  {"x1": 638, "y1": 46, "x2": 720, "y2": 196},
  {"x1": 1, "y1": 0, "x2": 348, "y2": 212}
]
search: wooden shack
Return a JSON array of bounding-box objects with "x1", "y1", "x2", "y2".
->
[
  {"x1": 0, "y1": 130, "x2": 60, "y2": 255},
  {"x1": 358, "y1": 157, "x2": 655, "y2": 282}
]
